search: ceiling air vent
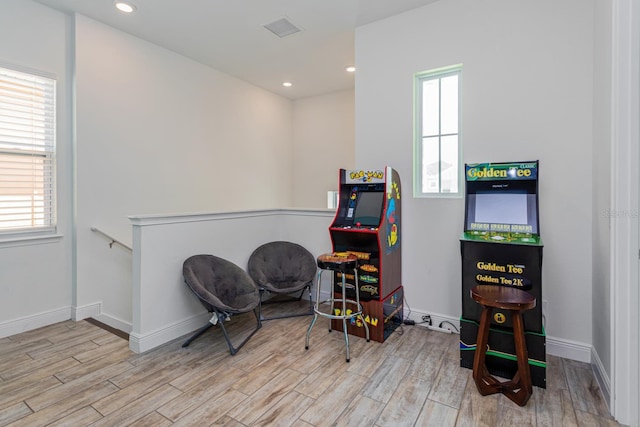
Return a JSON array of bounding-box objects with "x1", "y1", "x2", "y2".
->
[{"x1": 263, "y1": 17, "x2": 302, "y2": 38}]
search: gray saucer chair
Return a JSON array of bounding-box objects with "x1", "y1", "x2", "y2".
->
[
  {"x1": 247, "y1": 241, "x2": 317, "y2": 320},
  {"x1": 182, "y1": 254, "x2": 262, "y2": 355}
]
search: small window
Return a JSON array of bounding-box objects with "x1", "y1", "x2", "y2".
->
[
  {"x1": 0, "y1": 65, "x2": 56, "y2": 235},
  {"x1": 414, "y1": 64, "x2": 462, "y2": 197}
]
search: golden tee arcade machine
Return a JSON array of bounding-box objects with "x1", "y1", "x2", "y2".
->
[
  {"x1": 328, "y1": 167, "x2": 403, "y2": 343},
  {"x1": 459, "y1": 161, "x2": 546, "y2": 388}
]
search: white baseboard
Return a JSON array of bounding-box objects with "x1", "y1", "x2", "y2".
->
[
  {"x1": 317, "y1": 289, "x2": 331, "y2": 302},
  {"x1": 546, "y1": 335, "x2": 591, "y2": 362},
  {"x1": 405, "y1": 310, "x2": 461, "y2": 333},
  {"x1": 406, "y1": 308, "x2": 593, "y2": 363},
  {"x1": 129, "y1": 312, "x2": 210, "y2": 353},
  {"x1": 0, "y1": 307, "x2": 71, "y2": 338},
  {"x1": 72, "y1": 302, "x2": 132, "y2": 333},
  {"x1": 72, "y1": 302, "x2": 101, "y2": 321}
]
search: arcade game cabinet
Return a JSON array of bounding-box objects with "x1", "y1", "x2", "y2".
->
[
  {"x1": 328, "y1": 167, "x2": 403, "y2": 343},
  {"x1": 459, "y1": 161, "x2": 546, "y2": 388}
]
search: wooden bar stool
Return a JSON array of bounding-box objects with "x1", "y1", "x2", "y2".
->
[{"x1": 470, "y1": 285, "x2": 536, "y2": 406}]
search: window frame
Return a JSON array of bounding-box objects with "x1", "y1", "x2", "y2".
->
[
  {"x1": 413, "y1": 64, "x2": 463, "y2": 198},
  {"x1": 0, "y1": 62, "x2": 57, "y2": 239}
]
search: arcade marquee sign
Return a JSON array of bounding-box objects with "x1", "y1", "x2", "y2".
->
[{"x1": 466, "y1": 162, "x2": 538, "y2": 181}]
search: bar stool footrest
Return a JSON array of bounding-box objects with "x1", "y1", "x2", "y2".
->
[{"x1": 313, "y1": 299, "x2": 364, "y2": 320}]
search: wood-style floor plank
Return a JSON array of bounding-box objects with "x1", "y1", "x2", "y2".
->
[
  {"x1": 495, "y1": 404, "x2": 536, "y2": 426},
  {"x1": 0, "y1": 354, "x2": 32, "y2": 380},
  {"x1": 159, "y1": 365, "x2": 246, "y2": 422},
  {"x1": 231, "y1": 352, "x2": 299, "y2": 395},
  {"x1": 298, "y1": 371, "x2": 369, "y2": 427},
  {"x1": 90, "y1": 383, "x2": 182, "y2": 426},
  {"x1": 362, "y1": 354, "x2": 411, "y2": 404},
  {"x1": 545, "y1": 354, "x2": 568, "y2": 391},
  {"x1": 563, "y1": 359, "x2": 613, "y2": 419},
  {"x1": 0, "y1": 402, "x2": 32, "y2": 426},
  {"x1": 169, "y1": 389, "x2": 247, "y2": 427},
  {"x1": 574, "y1": 409, "x2": 622, "y2": 427},
  {"x1": 0, "y1": 357, "x2": 80, "y2": 395},
  {"x1": 53, "y1": 345, "x2": 133, "y2": 383},
  {"x1": 535, "y1": 388, "x2": 578, "y2": 427},
  {"x1": 375, "y1": 374, "x2": 432, "y2": 427},
  {"x1": 6, "y1": 324, "x2": 63, "y2": 344},
  {"x1": 250, "y1": 391, "x2": 314, "y2": 427},
  {"x1": 0, "y1": 339, "x2": 51, "y2": 360},
  {"x1": 0, "y1": 376, "x2": 61, "y2": 411},
  {"x1": 46, "y1": 406, "x2": 103, "y2": 426},
  {"x1": 0, "y1": 312, "x2": 623, "y2": 427},
  {"x1": 414, "y1": 399, "x2": 459, "y2": 427},
  {"x1": 6, "y1": 381, "x2": 119, "y2": 427},
  {"x1": 127, "y1": 410, "x2": 173, "y2": 427},
  {"x1": 25, "y1": 332, "x2": 102, "y2": 360},
  {"x1": 211, "y1": 415, "x2": 249, "y2": 427},
  {"x1": 294, "y1": 354, "x2": 351, "y2": 400},
  {"x1": 427, "y1": 349, "x2": 470, "y2": 409},
  {"x1": 455, "y1": 376, "x2": 499, "y2": 427},
  {"x1": 226, "y1": 368, "x2": 307, "y2": 426},
  {"x1": 405, "y1": 335, "x2": 446, "y2": 382},
  {"x1": 24, "y1": 361, "x2": 133, "y2": 412},
  {"x1": 334, "y1": 395, "x2": 383, "y2": 427},
  {"x1": 92, "y1": 362, "x2": 191, "y2": 417}
]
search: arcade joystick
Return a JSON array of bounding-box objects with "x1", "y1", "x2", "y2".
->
[{"x1": 356, "y1": 222, "x2": 361, "y2": 228}]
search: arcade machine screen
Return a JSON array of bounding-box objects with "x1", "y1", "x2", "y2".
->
[
  {"x1": 475, "y1": 192, "x2": 527, "y2": 225},
  {"x1": 352, "y1": 192, "x2": 384, "y2": 227}
]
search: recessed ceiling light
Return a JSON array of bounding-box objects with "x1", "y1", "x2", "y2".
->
[
  {"x1": 346, "y1": 66, "x2": 356, "y2": 73},
  {"x1": 282, "y1": 82, "x2": 293, "y2": 87},
  {"x1": 114, "y1": 1, "x2": 136, "y2": 13}
]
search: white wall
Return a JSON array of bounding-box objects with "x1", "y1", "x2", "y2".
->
[
  {"x1": 292, "y1": 90, "x2": 355, "y2": 208},
  {"x1": 592, "y1": 0, "x2": 613, "y2": 396},
  {"x1": 356, "y1": 0, "x2": 594, "y2": 349},
  {"x1": 129, "y1": 209, "x2": 333, "y2": 352},
  {"x1": 74, "y1": 15, "x2": 295, "y2": 330},
  {"x1": 0, "y1": 0, "x2": 73, "y2": 336}
]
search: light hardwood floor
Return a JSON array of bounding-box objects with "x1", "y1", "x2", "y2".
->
[{"x1": 0, "y1": 304, "x2": 622, "y2": 427}]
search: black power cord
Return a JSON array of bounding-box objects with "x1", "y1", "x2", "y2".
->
[
  {"x1": 438, "y1": 320, "x2": 460, "y2": 333},
  {"x1": 402, "y1": 295, "x2": 413, "y2": 325},
  {"x1": 402, "y1": 296, "x2": 438, "y2": 326},
  {"x1": 403, "y1": 314, "x2": 431, "y2": 326}
]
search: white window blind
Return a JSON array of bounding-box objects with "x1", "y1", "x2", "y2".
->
[{"x1": 0, "y1": 66, "x2": 56, "y2": 233}]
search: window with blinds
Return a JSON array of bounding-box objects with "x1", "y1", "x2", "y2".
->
[{"x1": 0, "y1": 65, "x2": 56, "y2": 234}]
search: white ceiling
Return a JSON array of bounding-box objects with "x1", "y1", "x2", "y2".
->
[{"x1": 34, "y1": 0, "x2": 439, "y2": 99}]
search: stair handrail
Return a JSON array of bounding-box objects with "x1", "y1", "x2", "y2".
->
[{"x1": 91, "y1": 227, "x2": 132, "y2": 252}]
